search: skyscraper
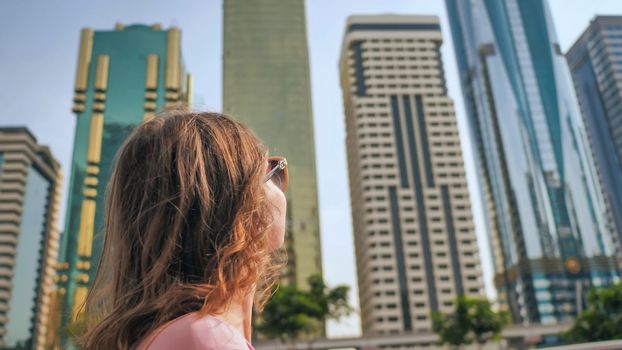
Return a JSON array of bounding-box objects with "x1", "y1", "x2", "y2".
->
[
  {"x1": 223, "y1": 0, "x2": 322, "y2": 288},
  {"x1": 339, "y1": 15, "x2": 484, "y2": 336},
  {"x1": 446, "y1": 0, "x2": 620, "y2": 324},
  {"x1": 0, "y1": 128, "x2": 61, "y2": 349},
  {"x1": 54, "y1": 24, "x2": 190, "y2": 345},
  {"x1": 567, "y1": 16, "x2": 622, "y2": 250}
]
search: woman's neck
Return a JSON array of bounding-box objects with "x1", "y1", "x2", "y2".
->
[{"x1": 215, "y1": 289, "x2": 255, "y2": 341}]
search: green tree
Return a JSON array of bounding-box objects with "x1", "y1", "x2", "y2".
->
[
  {"x1": 432, "y1": 296, "x2": 508, "y2": 349},
  {"x1": 256, "y1": 274, "x2": 353, "y2": 341},
  {"x1": 563, "y1": 282, "x2": 622, "y2": 344}
]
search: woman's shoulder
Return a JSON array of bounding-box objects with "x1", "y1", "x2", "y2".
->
[{"x1": 139, "y1": 312, "x2": 252, "y2": 350}]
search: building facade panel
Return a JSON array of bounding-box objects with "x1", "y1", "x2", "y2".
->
[
  {"x1": 0, "y1": 128, "x2": 61, "y2": 350},
  {"x1": 223, "y1": 0, "x2": 322, "y2": 289},
  {"x1": 340, "y1": 15, "x2": 484, "y2": 336}
]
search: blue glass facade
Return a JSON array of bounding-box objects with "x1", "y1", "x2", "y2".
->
[
  {"x1": 446, "y1": 0, "x2": 620, "y2": 324},
  {"x1": 5, "y1": 166, "x2": 50, "y2": 348},
  {"x1": 0, "y1": 128, "x2": 61, "y2": 350},
  {"x1": 567, "y1": 16, "x2": 622, "y2": 252}
]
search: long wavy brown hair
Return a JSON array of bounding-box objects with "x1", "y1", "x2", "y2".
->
[{"x1": 75, "y1": 110, "x2": 284, "y2": 349}]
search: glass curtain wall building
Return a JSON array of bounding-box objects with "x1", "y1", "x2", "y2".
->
[
  {"x1": 53, "y1": 24, "x2": 191, "y2": 347},
  {"x1": 567, "y1": 16, "x2": 622, "y2": 251},
  {"x1": 446, "y1": 0, "x2": 620, "y2": 325}
]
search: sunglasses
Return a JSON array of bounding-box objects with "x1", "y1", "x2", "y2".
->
[{"x1": 264, "y1": 156, "x2": 289, "y2": 192}]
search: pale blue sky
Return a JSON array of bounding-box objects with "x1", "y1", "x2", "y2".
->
[{"x1": 0, "y1": 0, "x2": 620, "y2": 338}]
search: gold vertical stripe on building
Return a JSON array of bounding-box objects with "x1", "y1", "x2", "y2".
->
[
  {"x1": 84, "y1": 176, "x2": 98, "y2": 186},
  {"x1": 74, "y1": 28, "x2": 94, "y2": 92},
  {"x1": 76, "y1": 273, "x2": 90, "y2": 284},
  {"x1": 83, "y1": 188, "x2": 97, "y2": 198},
  {"x1": 94, "y1": 92, "x2": 106, "y2": 101},
  {"x1": 76, "y1": 261, "x2": 91, "y2": 271},
  {"x1": 36, "y1": 163, "x2": 63, "y2": 350},
  {"x1": 94, "y1": 55, "x2": 110, "y2": 91},
  {"x1": 165, "y1": 28, "x2": 181, "y2": 90},
  {"x1": 44, "y1": 289, "x2": 64, "y2": 349},
  {"x1": 146, "y1": 54, "x2": 159, "y2": 90},
  {"x1": 86, "y1": 165, "x2": 99, "y2": 175},
  {"x1": 72, "y1": 287, "x2": 88, "y2": 320},
  {"x1": 87, "y1": 113, "x2": 104, "y2": 164},
  {"x1": 185, "y1": 73, "x2": 193, "y2": 106},
  {"x1": 77, "y1": 199, "x2": 96, "y2": 257},
  {"x1": 44, "y1": 290, "x2": 58, "y2": 347}
]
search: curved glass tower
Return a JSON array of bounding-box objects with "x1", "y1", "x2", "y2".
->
[{"x1": 446, "y1": 0, "x2": 620, "y2": 324}]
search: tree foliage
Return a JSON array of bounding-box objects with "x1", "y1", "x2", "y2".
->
[
  {"x1": 563, "y1": 282, "x2": 622, "y2": 344},
  {"x1": 256, "y1": 274, "x2": 353, "y2": 341},
  {"x1": 432, "y1": 296, "x2": 508, "y2": 348}
]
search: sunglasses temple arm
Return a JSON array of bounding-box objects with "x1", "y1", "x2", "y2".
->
[{"x1": 264, "y1": 167, "x2": 278, "y2": 183}]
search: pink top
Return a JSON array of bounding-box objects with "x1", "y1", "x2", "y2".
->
[{"x1": 138, "y1": 312, "x2": 254, "y2": 350}]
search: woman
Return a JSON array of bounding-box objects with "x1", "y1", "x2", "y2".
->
[{"x1": 77, "y1": 110, "x2": 288, "y2": 349}]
